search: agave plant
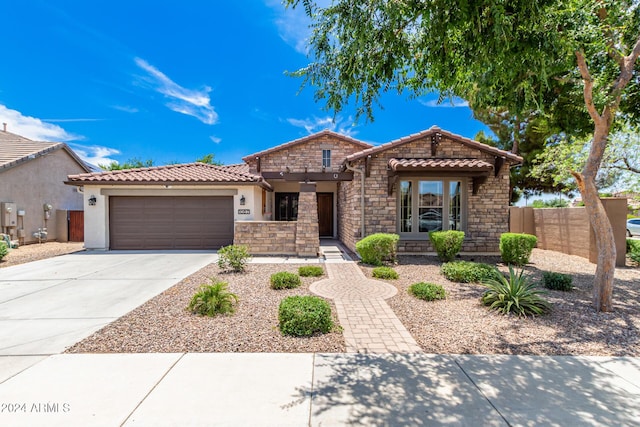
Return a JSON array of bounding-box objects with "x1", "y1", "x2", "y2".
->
[
  {"x1": 187, "y1": 279, "x2": 239, "y2": 316},
  {"x1": 480, "y1": 266, "x2": 551, "y2": 317}
]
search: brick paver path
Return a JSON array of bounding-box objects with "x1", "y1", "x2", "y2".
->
[{"x1": 311, "y1": 262, "x2": 423, "y2": 353}]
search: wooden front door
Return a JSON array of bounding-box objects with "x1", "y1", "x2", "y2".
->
[
  {"x1": 317, "y1": 193, "x2": 333, "y2": 237},
  {"x1": 68, "y1": 210, "x2": 84, "y2": 242}
]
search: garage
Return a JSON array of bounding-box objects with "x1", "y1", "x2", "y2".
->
[{"x1": 109, "y1": 196, "x2": 233, "y2": 250}]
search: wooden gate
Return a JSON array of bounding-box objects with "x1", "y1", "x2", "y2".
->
[{"x1": 68, "y1": 210, "x2": 84, "y2": 242}]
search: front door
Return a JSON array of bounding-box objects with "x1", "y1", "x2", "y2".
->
[{"x1": 317, "y1": 192, "x2": 333, "y2": 237}]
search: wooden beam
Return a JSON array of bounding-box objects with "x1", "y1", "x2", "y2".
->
[
  {"x1": 365, "y1": 156, "x2": 372, "y2": 177},
  {"x1": 494, "y1": 157, "x2": 505, "y2": 177},
  {"x1": 261, "y1": 171, "x2": 354, "y2": 181},
  {"x1": 256, "y1": 156, "x2": 261, "y2": 173}
]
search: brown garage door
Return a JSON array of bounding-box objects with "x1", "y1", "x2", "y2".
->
[{"x1": 109, "y1": 196, "x2": 233, "y2": 250}]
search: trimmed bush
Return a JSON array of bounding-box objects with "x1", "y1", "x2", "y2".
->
[
  {"x1": 500, "y1": 233, "x2": 537, "y2": 265},
  {"x1": 481, "y1": 266, "x2": 551, "y2": 316},
  {"x1": 0, "y1": 241, "x2": 7, "y2": 261},
  {"x1": 372, "y1": 266, "x2": 399, "y2": 279},
  {"x1": 429, "y1": 230, "x2": 465, "y2": 262},
  {"x1": 542, "y1": 271, "x2": 573, "y2": 291},
  {"x1": 217, "y1": 244, "x2": 251, "y2": 272},
  {"x1": 629, "y1": 240, "x2": 640, "y2": 264},
  {"x1": 355, "y1": 233, "x2": 399, "y2": 266},
  {"x1": 270, "y1": 271, "x2": 302, "y2": 289},
  {"x1": 298, "y1": 266, "x2": 324, "y2": 277},
  {"x1": 441, "y1": 261, "x2": 499, "y2": 283},
  {"x1": 409, "y1": 282, "x2": 446, "y2": 301},
  {"x1": 279, "y1": 296, "x2": 333, "y2": 336},
  {"x1": 187, "y1": 279, "x2": 238, "y2": 316}
]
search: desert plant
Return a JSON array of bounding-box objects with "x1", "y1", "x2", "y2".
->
[
  {"x1": 372, "y1": 266, "x2": 399, "y2": 279},
  {"x1": 0, "y1": 241, "x2": 8, "y2": 261},
  {"x1": 217, "y1": 244, "x2": 250, "y2": 272},
  {"x1": 500, "y1": 233, "x2": 538, "y2": 266},
  {"x1": 187, "y1": 279, "x2": 238, "y2": 316},
  {"x1": 270, "y1": 271, "x2": 302, "y2": 289},
  {"x1": 409, "y1": 282, "x2": 446, "y2": 301},
  {"x1": 278, "y1": 296, "x2": 334, "y2": 336},
  {"x1": 298, "y1": 265, "x2": 324, "y2": 277},
  {"x1": 441, "y1": 261, "x2": 499, "y2": 283},
  {"x1": 542, "y1": 271, "x2": 573, "y2": 291},
  {"x1": 481, "y1": 266, "x2": 551, "y2": 316},
  {"x1": 629, "y1": 241, "x2": 640, "y2": 264},
  {"x1": 429, "y1": 230, "x2": 465, "y2": 262},
  {"x1": 355, "y1": 233, "x2": 399, "y2": 266}
]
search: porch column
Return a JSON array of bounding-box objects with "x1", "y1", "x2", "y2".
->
[{"x1": 295, "y1": 183, "x2": 320, "y2": 257}]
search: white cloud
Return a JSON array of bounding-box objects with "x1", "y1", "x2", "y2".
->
[
  {"x1": 112, "y1": 105, "x2": 140, "y2": 113},
  {"x1": 210, "y1": 135, "x2": 222, "y2": 144},
  {"x1": 68, "y1": 143, "x2": 121, "y2": 167},
  {"x1": 265, "y1": 0, "x2": 331, "y2": 54},
  {"x1": 419, "y1": 97, "x2": 469, "y2": 108},
  {"x1": 134, "y1": 57, "x2": 218, "y2": 125},
  {"x1": 287, "y1": 115, "x2": 358, "y2": 137},
  {"x1": 0, "y1": 104, "x2": 79, "y2": 141}
]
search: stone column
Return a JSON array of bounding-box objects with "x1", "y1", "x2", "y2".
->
[{"x1": 295, "y1": 183, "x2": 320, "y2": 257}]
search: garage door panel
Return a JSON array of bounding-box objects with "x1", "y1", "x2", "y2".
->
[{"x1": 109, "y1": 196, "x2": 233, "y2": 250}]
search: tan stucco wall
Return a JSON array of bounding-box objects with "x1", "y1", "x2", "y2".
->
[
  {"x1": 0, "y1": 149, "x2": 85, "y2": 243},
  {"x1": 81, "y1": 184, "x2": 262, "y2": 250}
]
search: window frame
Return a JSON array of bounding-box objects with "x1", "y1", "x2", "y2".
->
[
  {"x1": 397, "y1": 177, "x2": 467, "y2": 238},
  {"x1": 322, "y1": 149, "x2": 331, "y2": 168}
]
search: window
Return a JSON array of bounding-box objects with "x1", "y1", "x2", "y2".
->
[
  {"x1": 275, "y1": 193, "x2": 299, "y2": 221},
  {"x1": 322, "y1": 149, "x2": 331, "y2": 168},
  {"x1": 398, "y1": 179, "x2": 465, "y2": 235}
]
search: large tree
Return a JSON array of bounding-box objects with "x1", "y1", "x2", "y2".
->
[{"x1": 286, "y1": 0, "x2": 640, "y2": 311}]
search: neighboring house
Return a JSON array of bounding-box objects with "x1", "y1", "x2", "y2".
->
[
  {"x1": 0, "y1": 129, "x2": 91, "y2": 244},
  {"x1": 66, "y1": 126, "x2": 522, "y2": 255}
]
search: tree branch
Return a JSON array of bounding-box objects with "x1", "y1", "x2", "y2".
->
[{"x1": 575, "y1": 49, "x2": 603, "y2": 125}]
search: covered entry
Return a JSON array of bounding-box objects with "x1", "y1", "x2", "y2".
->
[{"x1": 109, "y1": 196, "x2": 233, "y2": 250}]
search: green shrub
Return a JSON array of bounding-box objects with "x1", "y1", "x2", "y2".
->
[
  {"x1": 298, "y1": 266, "x2": 324, "y2": 277},
  {"x1": 500, "y1": 233, "x2": 537, "y2": 266},
  {"x1": 372, "y1": 266, "x2": 399, "y2": 279},
  {"x1": 217, "y1": 244, "x2": 251, "y2": 272},
  {"x1": 355, "y1": 233, "x2": 399, "y2": 266},
  {"x1": 0, "y1": 242, "x2": 7, "y2": 261},
  {"x1": 441, "y1": 261, "x2": 499, "y2": 283},
  {"x1": 409, "y1": 282, "x2": 446, "y2": 301},
  {"x1": 429, "y1": 230, "x2": 465, "y2": 262},
  {"x1": 628, "y1": 239, "x2": 640, "y2": 254},
  {"x1": 279, "y1": 296, "x2": 333, "y2": 336},
  {"x1": 270, "y1": 271, "x2": 302, "y2": 289},
  {"x1": 481, "y1": 266, "x2": 551, "y2": 316},
  {"x1": 187, "y1": 279, "x2": 238, "y2": 316},
  {"x1": 542, "y1": 271, "x2": 573, "y2": 291}
]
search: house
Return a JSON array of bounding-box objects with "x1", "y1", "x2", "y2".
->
[
  {"x1": 0, "y1": 128, "x2": 91, "y2": 244},
  {"x1": 66, "y1": 126, "x2": 522, "y2": 255}
]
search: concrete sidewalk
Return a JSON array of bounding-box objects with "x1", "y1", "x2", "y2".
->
[{"x1": 1, "y1": 352, "x2": 639, "y2": 426}]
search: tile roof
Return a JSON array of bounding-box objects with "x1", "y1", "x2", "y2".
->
[
  {"x1": 345, "y1": 126, "x2": 523, "y2": 164},
  {"x1": 66, "y1": 162, "x2": 271, "y2": 189},
  {"x1": 0, "y1": 130, "x2": 91, "y2": 173},
  {"x1": 388, "y1": 158, "x2": 494, "y2": 172},
  {"x1": 242, "y1": 129, "x2": 373, "y2": 161}
]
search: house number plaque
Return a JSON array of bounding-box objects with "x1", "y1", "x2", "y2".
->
[{"x1": 238, "y1": 209, "x2": 250, "y2": 215}]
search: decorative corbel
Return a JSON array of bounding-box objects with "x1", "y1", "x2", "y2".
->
[
  {"x1": 387, "y1": 170, "x2": 398, "y2": 196},
  {"x1": 255, "y1": 156, "x2": 261, "y2": 173},
  {"x1": 472, "y1": 175, "x2": 488, "y2": 195},
  {"x1": 431, "y1": 132, "x2": 441, "y2": 156},
  {"x1": 365, "y1": 155, "x2": 372, "y2": 177},
  {"x1": 494, "y1": 157, "x2": 505, "y2": 177}
]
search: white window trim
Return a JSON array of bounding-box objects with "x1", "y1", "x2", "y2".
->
[
  {"x1": 322, "y1": 149, "x2": 331, "y2": 168},
  {"x1": 397, "y1": 177, "x2": 468, "y2": 239}
]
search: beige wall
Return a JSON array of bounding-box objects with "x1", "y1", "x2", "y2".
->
[
  {"x1": 81, "y1": 184, "x2": 260, "y2": 250},
  {"x1": 509, "y1": 198, "x2": 627, "y2": 266},
  {"x1": 0, "y1": 149, "x2": 85, "y2": 244}
]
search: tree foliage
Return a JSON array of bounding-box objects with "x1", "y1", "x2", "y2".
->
[
  {"x1": 99, "y1": 157, "x2": 155, "y2": 171},
  {"x1": 286, "y1": 0, "x2": 640, "y2": 311},
  {"x1": 196, "y1": 153, "x2": 224, "y2": 165}
]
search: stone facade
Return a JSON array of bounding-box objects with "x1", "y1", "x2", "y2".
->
[
  {"x1": 295, "y1": 187, "x2": 320, "y2": 256},
  {"x1": 234, "y1": 221, "x2": 297, "y2": 254}
]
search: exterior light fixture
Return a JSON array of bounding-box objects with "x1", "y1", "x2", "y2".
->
[
  {"x1": 240, "y1": 195, "x2": 246, "y2": 206},
  {"x1": 88, "y1": 196, "x2": 97, "y2": 206}
]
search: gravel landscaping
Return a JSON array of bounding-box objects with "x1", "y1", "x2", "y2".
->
[
  {"x1": 0, "y1": 242, "x2": 84, "y2": 268},
  {"x1": 67, "y1": 248, "x2": 640, "y2": 356}
]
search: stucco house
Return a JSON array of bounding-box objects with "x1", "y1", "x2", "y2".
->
[
  {"x1": 66, "y1": 126, "x2": 522, "y2": 255},
  {"x1": 1, "y1": 128, "x2": 90, "y2": 244}
]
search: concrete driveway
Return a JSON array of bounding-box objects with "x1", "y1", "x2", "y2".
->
[{"x1": 0, "y1": 251, "x2": 215, "y2": 360}]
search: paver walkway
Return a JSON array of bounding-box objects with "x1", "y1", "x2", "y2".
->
[{"x1": 311, "y1": 262, "x2": 423, "y2": 353}]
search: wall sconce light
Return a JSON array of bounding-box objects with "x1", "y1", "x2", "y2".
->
[
  {"x1": 88, "y1": 196, "x2": 97, "y2": 206},
  {"x1": 43, "y1": 203, "x2": 53, "y2": 212},
  {"x1": 239, "y1": 195, "x2": 246, "y2": 206}
]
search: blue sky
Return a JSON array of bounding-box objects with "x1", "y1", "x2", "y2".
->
[{"x1": 0, "y1": 1, "x2": 489, "y2": 167}]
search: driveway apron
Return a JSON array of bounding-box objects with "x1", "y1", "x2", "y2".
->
[
  {"x1": 0, "y1": 251, "x2": 215, "y2": 359},
  {"x1": 311, "y1": 262, "x2": 422, "y2": 353}
]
